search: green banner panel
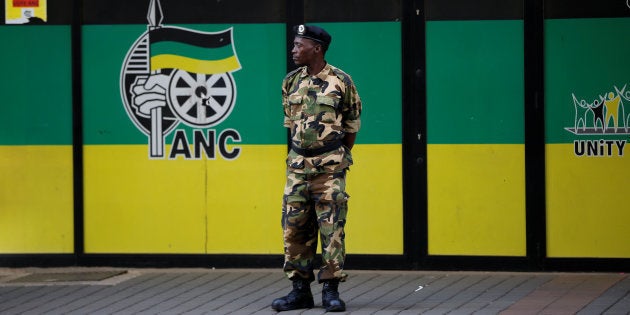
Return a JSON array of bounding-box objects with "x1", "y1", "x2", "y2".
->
[
  {"x1": 545, "y1": 18, "x2": 630, "y2": 144},
  {"x1": 0, "y1": 26, "x2": 72, "y2": 145},
  {"x1": 426, "y1": 20, "x2": 524, "y2": 144},
  {"x1": 82, "y1": 23, "x2": 286, "y2": 146},
  {"x1": 317, "y1": 22, "x2": 402, "y2": 144}
]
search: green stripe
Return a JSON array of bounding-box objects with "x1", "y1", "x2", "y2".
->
[
  {"x1": 318, "y1": 22, "x2": 402, "y2": 144},
  {"x1": 426, "y1": 20, "x2": 524, "y2": 144},
  {"x1": 150, "y1": 41, "x2": 234, "y2": 61},
  {"x1": 0, "y1": 26, "x2": 72, "y2": 145}
]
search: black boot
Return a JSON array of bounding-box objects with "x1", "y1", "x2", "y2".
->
[
  {"x1": 271, "y1": 279, "x2": 314, "y2": 311},
  {"x1": 322, "y1": 280, "x2": 346, "y2": 312}
]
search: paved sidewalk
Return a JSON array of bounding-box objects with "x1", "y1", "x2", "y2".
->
[{"x1": 0, "y1": 268, "x2": 628, "y2": 314}]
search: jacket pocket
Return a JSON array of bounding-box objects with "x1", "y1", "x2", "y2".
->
[
  {"x1": 316, "y1": 95, "x2": 340, "y2": 123},
  {"x1": 287, "y1": 94, "x2": 303, "y2": 120}
]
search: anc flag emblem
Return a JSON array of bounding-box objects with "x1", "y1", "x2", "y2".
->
[
  {"x1": 121, "y1": 0, "x2": 243, "y2": 159},
  {"x1": 149, "y1": 26, "x2": 241, "y2": 75}
]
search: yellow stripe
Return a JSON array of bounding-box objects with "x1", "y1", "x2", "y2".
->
[
  {"x1": 346, "y1": 144, "x2": 403, "y2": 254},
  {"x1": 546, "y1": 144, "x2": 630, "y2": 258},
  {"x1": 0, "y1": 146, "x2": 73, "y2": 253},
  {"x1": 83, "y1": 144, "x2": 403, "y2": 254},
  {"x1": 428, "y1": 144, "x2": 526, "y2": 256},
  {"x1": 151, "y1": 55, "x2": 241, "y2": 74}
]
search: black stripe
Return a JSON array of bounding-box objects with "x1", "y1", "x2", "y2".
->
[
  {"x1": 426, "y1": 0, "x2": 524, "y2": 21},
  {"x1": 545, "y1": 0, "x2": 630, "y2": 19},
  {"x1": 3, "y1": 1, "x2": 626, "y2": 25},
  {"x1": 304, "y1": 0, "x2": 401, "y2": 22},
  {"x1": 72, "y1": 0, "x2": 85, "y2": 257},
  {"x1": 84, "y1": 0, "x2": 400, "y2": 25},
  {"x1": 83, "y1": 0, "x2": 285, "y2": 24},
  {"x1": 402, "y1": 0, "x2": 427, "y2": 268},
  {"x1": 48, "y1": 0, "x2": 74, "y2": 24},
  {"x1": 150, "y1": 27, "x2": 231, "y2": 48},
  {"x1": 524, "y1": 0, "x2": 547, "y2": 269}
]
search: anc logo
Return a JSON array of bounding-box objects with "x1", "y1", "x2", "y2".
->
[
  {"x1": 566, "y1": 84, "x2": 629, "y2": 157},
  {"x1": 120, "y1": 0, "x2": 241, "y2": 160}
]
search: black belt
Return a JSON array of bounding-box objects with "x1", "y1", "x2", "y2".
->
[{"x1": 291, "y1": 141, "x2": 343, "y2": 157}]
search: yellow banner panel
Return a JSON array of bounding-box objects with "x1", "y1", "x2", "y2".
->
[
  {"x1": 83, "y1": 145, "x2": 207, "y2": 253},
  {"x1": 344, "y1": 144, "x2": 403, "y2": 254},
  {"x1": 0, "y1": 145, "x2": 73, "y2": 253},
  {"x1": 202, "y1": 144, "x2": 288, "y2": 254},
  {"x1": 546, "y1": 144, "x2": 630, "y2": 258},
  {"x1": 83, "y1": 144, "x2": 403, "y2": 255},
  {"x1": 202, "y1": 144, "x2": 403, "y2": 254},
  {"x1": 428, "y1": 144, "x2": 526, "y2": 256}
]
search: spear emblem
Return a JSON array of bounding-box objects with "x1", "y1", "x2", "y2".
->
[{"x1": 147, "y1": 0, "x2": 164, "y2": 158}]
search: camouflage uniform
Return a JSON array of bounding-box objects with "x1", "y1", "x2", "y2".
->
[{"x1": 281, "y1": 63, "x2": 361, "y2": 283}]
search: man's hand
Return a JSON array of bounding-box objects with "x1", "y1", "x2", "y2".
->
[
  {"x1": 131, "y1": 74, "x2": 170, "y2": 116},
  {"x1": 343, "y1": 133, "x2": 357, "y2": 150}
]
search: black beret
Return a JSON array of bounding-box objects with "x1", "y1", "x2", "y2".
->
[{"x1": 294, "y1": 24, "x2": 332, "y2": 48}]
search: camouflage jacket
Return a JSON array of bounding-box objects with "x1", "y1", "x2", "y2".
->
[{"x1": 282, "y1": 63, "x2": 362, "y2": 174}]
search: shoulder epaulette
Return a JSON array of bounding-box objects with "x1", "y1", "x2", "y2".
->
[
  {"x1": 330, "y1": 66, "x2": 353, "y2": 86},
  {"x1": 284, "y1": 67, "x2": 303, "y2": 81}
]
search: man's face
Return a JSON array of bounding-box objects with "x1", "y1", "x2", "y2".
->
[{"x1": 291, "y1": 36, "x2": 319, "y2": 66}]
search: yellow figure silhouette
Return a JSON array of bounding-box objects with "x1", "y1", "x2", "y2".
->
[{"x1": 604, "y1": 92, "x2": 621, "y2": 132}]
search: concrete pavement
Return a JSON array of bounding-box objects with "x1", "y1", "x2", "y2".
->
[{"x1": 0, "y1": 268, "x2": 628, "y2": 314}]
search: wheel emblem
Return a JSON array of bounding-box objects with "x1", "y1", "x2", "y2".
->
[{"x1": 168, "y1": 70, "x2": 236, "y2": 127}]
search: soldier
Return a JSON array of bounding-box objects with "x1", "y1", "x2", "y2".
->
[{"x1": 271, "y1": 24, "x2": 362, "y2": 312}]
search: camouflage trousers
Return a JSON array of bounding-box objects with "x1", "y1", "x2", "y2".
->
[{"x1": 281, "y1": 170, "x2": 349, "y2": 283}]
